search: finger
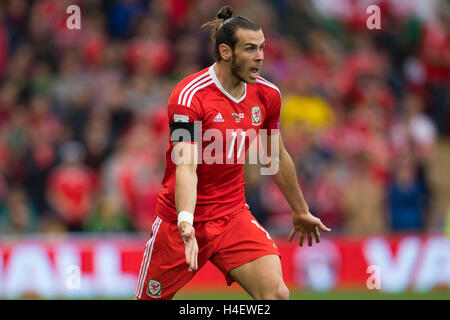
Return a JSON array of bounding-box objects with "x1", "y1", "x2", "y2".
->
[
  {"x1": 185, "y1": 236, "x2": 194, "y2": 258},
  {"x1": 193, "y1": 241, "x2": 198, "y2": 271},
  {"x1": 313, "y1": 226, "x2": 320, "y2": 243},
  {"x1": 288, "y1": 229, "x2": 297, "y2": 242},
  {"x1": 186, "y1": 236, "x2": 198, "y2": 271},
  {"x1": 308, "y1": 233, "x2": 312, "y2": 247},
  {"x1": 319, "y1": 222, "x2": 331, "y2": 232},
  {"x1": 188, "y1": 254, "x2": 193, "y2": 271},
  {"x1": 186, "y1": 250, "x2": 192, "y2": 271},
  {"x1": 185, "y1": 241, "x2": 192, "y2": 267},
  {"x1": 195, "y1": 240, "x2": 199, "y2": 270},
  {"x1": 299, "y1": 233, "x2": 304, "y2": 247},
  {"x1": 190, "y1": 240, "x2": 196, "y2": 271},
  {"x1": 192, "y1": 252, "x2": 197, "y2": 271}
]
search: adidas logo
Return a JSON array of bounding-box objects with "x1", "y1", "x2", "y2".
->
[{"x1": 213, "y1": 113, "x2": 224, "y2": 122}]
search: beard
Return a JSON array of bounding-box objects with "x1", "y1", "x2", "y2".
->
[{"x1": 230, "y1": 51, "x2": 248, "y2": 83}]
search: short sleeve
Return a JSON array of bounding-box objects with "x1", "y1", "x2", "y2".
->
[
  {"x1": 167, "y1": 81, "x2": 204, "y2": 124},
  {"x1": 168, "y1": 103, "x2": 202, "y2": 124},
  {"x1": 167, "y1": 96, "x2": 204, "y2": 143}
]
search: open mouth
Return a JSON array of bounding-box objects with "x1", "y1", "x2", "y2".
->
[{"x1": 250, "y1": 67, "x2": 260, "y2": 77}]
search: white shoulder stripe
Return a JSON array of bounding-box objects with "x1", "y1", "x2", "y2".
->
[
  {"x1": 178, "y1": 72, "x2": 210, "y2": 105},
  {"x1": 257, "y1": 77, "x2": 281, "y2": 95},
  {"x1": 257, "y1": 76, "x2": 277, "y2": 86},
  {"x1": 182, "y1": 76, "x2": 212, "y2": 106},
  {"x1": 187, "y1": 79, "x2": 214, "y2": 107}
]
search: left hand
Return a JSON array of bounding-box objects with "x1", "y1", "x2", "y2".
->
[{"x1": 288, "y1": 211, "x2": 331, "y2": 247}]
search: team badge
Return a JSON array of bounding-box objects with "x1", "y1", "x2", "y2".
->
[
  {"x1": 251, "y1": 106, "x2": 261, "y2": 126},
  {"x1": 147, "y1": 279, "x2": 161, "y2": 297}
]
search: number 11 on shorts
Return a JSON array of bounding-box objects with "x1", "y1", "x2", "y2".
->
[{"x1": 251, "y1": 220, "x2": 271, "y2": 240}]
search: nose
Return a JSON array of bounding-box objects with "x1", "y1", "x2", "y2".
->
[{"x1": 255, "y1": 49, "x2": 264, "y2": 61}]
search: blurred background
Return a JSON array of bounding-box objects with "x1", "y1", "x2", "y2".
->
[{"x1": 0, "y1": 0, "x2": 448, "y2": 299}]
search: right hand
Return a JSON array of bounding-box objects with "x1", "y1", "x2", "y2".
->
[{"x1": 178, "y1": 221, "x2": 198, "y2": 272}]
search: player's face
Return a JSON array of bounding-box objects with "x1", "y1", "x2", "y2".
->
[{"x1": 231, "y1": 28, "x2": 265, "y2": 84}]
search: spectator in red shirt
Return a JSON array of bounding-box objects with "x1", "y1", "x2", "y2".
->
[
  {"x1": 102, "y1": 119, "x2": 162, "y2": 232},
  {"x1": 46, "y1": 141, "x2": 98, "y2": 231}
]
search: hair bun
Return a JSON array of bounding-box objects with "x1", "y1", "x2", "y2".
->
[{"x1": 217, "y1": 6, "x2": 233, "y2": 21}]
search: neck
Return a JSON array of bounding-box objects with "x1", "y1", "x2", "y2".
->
[{"x1": 213, "y1": 61, "x2": 245, "y2": 100}]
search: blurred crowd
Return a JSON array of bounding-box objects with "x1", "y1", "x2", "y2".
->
[{"x1": 0, "y1": 0, "x2": 448, "y2": 236}]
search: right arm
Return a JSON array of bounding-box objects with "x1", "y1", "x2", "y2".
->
[
  {"x1": 167, "y1": 87, "x2": 203, "y2": 271},
  {"x1": 173, "y1": 141, "x2": 199, "y2": 271}
]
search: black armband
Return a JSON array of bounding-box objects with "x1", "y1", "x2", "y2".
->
[{"x1": 170, "y1": 122, "x2": 196, "y2": 142}]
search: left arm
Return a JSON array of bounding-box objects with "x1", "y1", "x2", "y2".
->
[{"x1": 265, "y1": 133, "x2": 331, "y2": 246}]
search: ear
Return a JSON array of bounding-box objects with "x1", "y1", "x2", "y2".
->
[{"x1": 218, "y1": 43, "x2": 233, "y2": 62}]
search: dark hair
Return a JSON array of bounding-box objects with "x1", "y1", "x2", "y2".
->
[{"x1": 201, "y1": 6, "x2": 261, "y2": 61}]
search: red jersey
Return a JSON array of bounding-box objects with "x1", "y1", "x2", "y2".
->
[
  {"x1": 47, "y1": 165, "x2": 97, "y2": 224},
  {"x1": 156, "y1": 64, "x2": 281, "y2": 223}
]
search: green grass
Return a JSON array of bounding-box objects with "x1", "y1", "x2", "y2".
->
[
  {"x1": 9, "y1": 289, "x2": 448, "y2": 300},
  {"x1": 174, "y1": 289, "x2": 450, "y2": 300}
]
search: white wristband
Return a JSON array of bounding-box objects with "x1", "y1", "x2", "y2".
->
[{"x1": 177, "y1": 211, "x2": 194, "y2": 227}]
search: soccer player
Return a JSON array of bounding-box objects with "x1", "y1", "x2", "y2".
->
[{"x1": 135, "y1": 6, "x2": 331, "y2": 300}]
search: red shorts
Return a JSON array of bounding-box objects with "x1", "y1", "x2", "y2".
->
[{"x1": 135, "y1": 208, "x2": 281, "y2": 300}]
